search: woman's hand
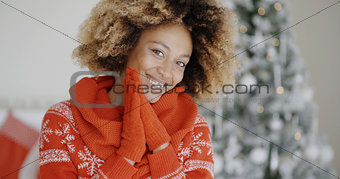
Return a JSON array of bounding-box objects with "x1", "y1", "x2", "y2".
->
[
  {"x1": 123, "y1": 156, "x2": 136, "y2": 166},
  {"x1": 116, "y1": 66, "x2": 146, "y2": 164},
  {"x1": 118, "y1": 66, "x2": 171, "y2": 158},
  {"x1": 152, "y1": 142, "x2": 170, "y2": 154},
  {"x1": 137, "y1": 71, "x2": 172, "y2": 152}
]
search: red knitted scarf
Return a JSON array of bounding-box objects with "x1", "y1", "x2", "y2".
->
[{"x1": 69, "y1": 75, "x2": 197, "y2": 167}]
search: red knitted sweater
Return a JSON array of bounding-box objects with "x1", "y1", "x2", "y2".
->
[{"x1": 39, "y1": 76, "x2": 214, "y2": 178}]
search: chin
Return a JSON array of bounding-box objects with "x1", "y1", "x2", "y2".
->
[{"x1": 146, "y1": 93, "x2": 162, "y2": 103}]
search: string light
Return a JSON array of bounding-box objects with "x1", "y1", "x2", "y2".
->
[
  {"x1": 273, "y1": 38, "x2": 280, "y2": 46},
  {"x1": 294, "y1": 132, "x2": 301, "y2": 141},
  {"x1": 258, "y1": 7, "x2": 266, "y2": 16},
  {"x1": 240, "y1": 25, "x2": 248, "y2": 33},
  {"x1": 274, "y1": 2, "x2": 282, "y2": 11},
  {"x1": 257, "y1": 105, "x2": 264, "y2": 113},
  {"x1": 276, "y1": 86, "x2": 284, "y2": 94},
  {"x1": 266, "y1": 54, "x2": 272, "y2": 61}
]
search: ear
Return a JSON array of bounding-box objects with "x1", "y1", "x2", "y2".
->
[
  {"x1": 122, "y1": 50, "x2": 128, "y2": 56},
  {"x1": 123, "y1": 47, "x2": 133, "y2": 56}
]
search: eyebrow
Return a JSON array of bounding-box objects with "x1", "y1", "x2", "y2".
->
[{"x1": 149, "y1": 41, "x2": 191, "y2": 58}]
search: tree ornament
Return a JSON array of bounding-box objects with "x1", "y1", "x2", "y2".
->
[
  {"x1": 274, "y1": 2, "x2": 282, "y2": 11},
  {"x1": 258, "y1": 7, "x2": 266, "y2": 16}
]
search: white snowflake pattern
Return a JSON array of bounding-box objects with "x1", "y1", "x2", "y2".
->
[
  {"x1": 46, "y1": 100, "x2": 79, "y2": 134},
  {"x1": 194, "y1": 115, "x2": 209, "y2": 128},
  {"x1": 177, "y1": 115, "x2": 213, "y2": 164},
  {"x1": 144, "y1": 166, "x2": 185, "y2": 179},
  {"x1": 191, "y1": 131, "x2": 213, "y2": 156},
  {"x1": 39, "y1": 118, "x2": 76, "y2": 153},
  {"x1": 78, "y1": 169, "x2": 107, "y2": 179},
  {"x1": 177, "y1": 141, "x2": 192, "y2": 163},
  {"x1": 184, "y1": 160, "x2": 214, "y2": 178},
  {"x1": 40, "y1": 149, "x2": 71, "y2": 166},
  {"x1": 77, "y1": 146, "x2": 104, "y2": 176},
  {"x1": 40, "y1": 119, "x2": 54, "y2": 149},
  {"x1": 56, "y1": 122, "x2": 76, "y2": 153}
]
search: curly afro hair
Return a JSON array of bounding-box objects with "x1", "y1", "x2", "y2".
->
[{"x1": 72, "y1": 0, "x2": 239, "y2": 101}]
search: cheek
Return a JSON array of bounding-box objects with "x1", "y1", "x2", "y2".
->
[
  {"x1": 136, "y1": 53, "x2": 156, "y2": 70},
  {"x1": 127, "y1": 49, "x2": 152, "y2": 69},
  {"x1": 173, "y1": 72, "x2": 184, "y2": 86}
]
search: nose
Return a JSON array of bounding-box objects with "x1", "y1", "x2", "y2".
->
[{"x1": 157, "y1": 61, "x2": 172, "y2": 84}]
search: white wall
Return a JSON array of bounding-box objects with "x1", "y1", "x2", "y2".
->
[
  {"x1": 288, "y1": 0, "x2": 340, "y2": 174},
  {"x1": 0, "y1": 1, "x2": 100, "y2": 177},
  {"x1": 0, "y1": 0, "x2": 99, "y2": 110}
]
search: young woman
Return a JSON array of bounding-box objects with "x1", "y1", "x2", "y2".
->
[{"x1": 39, "y1": 0, "x2": 237, "y2": 178}]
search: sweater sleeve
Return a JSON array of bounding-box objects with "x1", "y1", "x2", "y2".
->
[
  {"x1": 147, "y1": 115, "x2": 214, "y2": 178},
  {"x1": 39, "y1": 102, "x2": 139, "y2": 179},
  {"x1": 93, "y1": 152, "x2": 138, "y2": 178},
  {"x1": 39, "y1": 109, "x2": 78, "y2": 178}
]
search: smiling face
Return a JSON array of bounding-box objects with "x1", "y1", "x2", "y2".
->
[{"x1": 124, "y1": 23, "x2": 193, "y2": 103}]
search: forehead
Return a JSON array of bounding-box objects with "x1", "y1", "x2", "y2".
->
[{"x1": 138, "y1": 24, "x2": 193, "y2": 52}]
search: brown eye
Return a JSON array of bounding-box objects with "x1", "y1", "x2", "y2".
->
[
  {"x1": 152, "y1": 49, "x2": 164, "y2": 57},
  {"x1": 177, "y1": 61, "x2": 186, "y2": 68}
]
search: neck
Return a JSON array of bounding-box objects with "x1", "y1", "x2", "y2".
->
[{"x1": 108, "y1": 82, "x2": 125, "y2": 106}]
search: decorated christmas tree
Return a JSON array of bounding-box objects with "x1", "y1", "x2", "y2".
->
[{"x1": 198, "y1": 0, "x2": 337, "y2": 178}]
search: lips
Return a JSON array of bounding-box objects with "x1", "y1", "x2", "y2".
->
[{"x1": 146, "y1": 74, "x2": 166, "y2": 85}]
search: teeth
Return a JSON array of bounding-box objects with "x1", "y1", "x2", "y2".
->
[{"x1": 147, "y1": 76, "x2": 164, "y2": 87}]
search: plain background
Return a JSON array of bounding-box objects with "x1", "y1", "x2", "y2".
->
[
  {"x1": 287, "y1": 0, "x2": 340, "y2": 174},
  {"x1": 0, "y1": 0, "x2": 339, "y2": 175}
]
